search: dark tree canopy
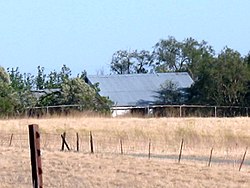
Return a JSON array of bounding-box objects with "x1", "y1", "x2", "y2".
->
[
  {"x1": 2, "y1": 65, "x2": 112, "y2": 117},
  {"x1": 188, "y1": 47, "x2": 249, "y2": 106},
  {"x1": 152, "y1": 36, "x2": 215, "y2": 79},
  {"x1": 110, "y1": 50, "x2": 152, "y2": 74}
]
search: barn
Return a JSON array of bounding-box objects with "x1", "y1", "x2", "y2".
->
[{"x1": 87, "y1": 72, "x2": 193, "y2": 116}]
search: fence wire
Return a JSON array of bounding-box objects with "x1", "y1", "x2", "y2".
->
[{"x1": 0, "y1": 131, "x2": 249, "y2": 187}]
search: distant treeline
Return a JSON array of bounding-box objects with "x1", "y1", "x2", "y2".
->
[
  {"x1": 0, "y1": 36, "x2": 249, "y2": 117},
  {"x1": 0, "y1": 65, "x2": 112, "y2": 117}
]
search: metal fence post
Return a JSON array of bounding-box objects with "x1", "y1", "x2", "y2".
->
[
  {"x1": 179, "y1": 106, "x2": 182, "y2": 117},
  {"x1": 29, "y1": 124, "x2": 43, "y2": 188}
]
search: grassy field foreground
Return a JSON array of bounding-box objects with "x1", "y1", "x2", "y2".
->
[
  {"x1": 0, "y1": 146, "x2": 250, "y2": 187},
  {"x1": 0, "y1": 117, "x2": 250, "y2": 187},
  {"x1": 1, "y1": 117, "x2": 250, "y2": 152}
]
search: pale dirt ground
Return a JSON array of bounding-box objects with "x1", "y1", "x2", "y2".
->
[
  {"x1": 0, "y1": 146, "x2": 250, "y2": 188},
  {"x1": 0, "y1": 117, "x2": 250, "y2": 187}
]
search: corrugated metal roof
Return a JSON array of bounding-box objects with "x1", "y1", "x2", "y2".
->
[
  {"x1": 88, "y1": 72, "x2": 193, "y2": 106},
  {"x1": 31, "y1": 89, "x2": 61, "y2": 99}
]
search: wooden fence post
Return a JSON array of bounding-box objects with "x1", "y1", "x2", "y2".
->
[
  {"x1": 90, "y1": 131, "x2": 94, "y2": 153},
  {"x1": 76, "y1": 132, "x2": 79, "y2": 152},
  {"x1": 61, "y1": 133, "x2": 70, "y2": 151},
  {"x1": 28, "y1": 124, "x2": 43, "y2": 188},
  {"x1": 61, "y1": 132, "x2": 66, "y2": 151},
  {"x1": 120, "y1": 139, "x2": 123, "y2": 155},
  {"x1": 178, "y1": 139, "x2": 184, "y2": 163},
  {"x1": 239, "y1": 147, "x2": 248, "y2": 171},
  {"x1": 148, "y1": 139, "x2": 151, "y2": 159},
  {"x1": 208, "y1": 147, "x2": 213, "y2": 167},
  {"x1": 9, "y1": 133, "x2": 13, "y2": 147}
]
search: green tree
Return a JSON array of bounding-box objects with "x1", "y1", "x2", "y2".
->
[
  {"x1": 0, "y1": 66, "x2": 10, "y2": 83},
  {"x1": 154, "y1": 80, "x2": 183, "y2": 104},
  {"x1": 39, "y1": 75, "x2": 112, "y2": 113},
  {"x1": 243, "y1": 52, "x2": 250, "y2": 106},
  {"x1": 110, "y1": 50, "x2": 133, "y2": 74},
  {"x1": 7, "y1": 67, "x2": 37, "y2": 113},
  {"x1": 189, "y1": 48, "x2": 249, "y2": 106},
  {"x1": 214, "y1": 48, "x2": 248, "y2": 106},
  {"x1": 180, "y1": 38, "x2": 214, "y2": 79},
  {"x1": 152, "y1": 36, "x2": 214, "y2": 79},
  {"x1": 0, "y1": 67, "x2": 20, "y2": 116},
  {"x1": 131, "y1": 50, "x2": 152, "y2": 73},
  {"x1": 110, "y1": 50, "x2": 152, "y2": 74},
  {"x1": 58, "y1": 64, "x2": 72, "y2": 83},
  {"x1": 153, "y1": 36, "x2": 181, "y2": 72},
  {"x1": 45, "y1": 70, "x2": 59, "y2": 89},
  {"x1": 35, "y1": 66, "x2": 46, "y2": 90},
  {"x1": 187, "y1": 57, "x2": 215, "y2": 104},
  {"x1": 60, "y1": 77, "x2": 111, "y2": 111},
  {"x1": 43, "y1": 65, "x2": 72, "y2": 89},
  {"x1": 8, "y1": 67, "x2": 25, "y2": 90}
]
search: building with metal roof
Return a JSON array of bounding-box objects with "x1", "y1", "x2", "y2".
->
[
  {"x1": 88, "y1": 72, "x2": 193, "y2": 107},
  {"x1": 31, "y1": 88, "x2": 61, "y2": 100}
]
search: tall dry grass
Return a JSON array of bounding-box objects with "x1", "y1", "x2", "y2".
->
[
  {"x1": 0, "y1": 117, "x2": 250, "y2": 156},
  {"x1": 0, "y1": 117, "x2": 250, "y2": 187}
]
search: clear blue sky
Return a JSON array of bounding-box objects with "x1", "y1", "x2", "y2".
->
[{"x1": 0, "y1": 0, "x2": 249, "y2": 76}]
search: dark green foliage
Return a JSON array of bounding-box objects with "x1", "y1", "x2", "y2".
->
[
  {"x1": 153, "y1": 36, "x2": 182, "y2": 72},
  {"x1": 110, "y1": 37, "x2": 250, "y2": 107},
  {"x1": 59, "y1": 77, "x2": 112, "y2": 112},
  {"x1": 8, "y1": 67, "x2": 25, "y2": 90},
  {"x1": 154, "y1": 80, "x2": 182, "y2": 104},
  {"x1": 0, "y1": 65, "x2": 112, "y2": 117},
  {"x1": 110, "y1": 50, "x2": 152, "y2": 74},
  {"x1": 7, "y1": 67, "x2": 37, "y2": 113},
  {"x1": 35, "y1": 66, "x2": 46, "y2": 90},
  {"x1": 0, "y1": 83, "x2": 15, "y2": 116},
  {"x1": 0, "y1": 67, "x2": 10, "y2": 83},
  {"x1": 243, "y1": 52, "x2": 250, "y2": 106},
  {"x1": 45, "y1": 70, "x2": 59, "y2": 89},
  {"x1": 0, "y1": 67, "x2": 20, "y2": 116},
  {"x1": 188, "y1": 47, "x2": 249, "y2": 106},
  {"x1": 152, "y1": 36, "x2": 215, "y2": 79}
]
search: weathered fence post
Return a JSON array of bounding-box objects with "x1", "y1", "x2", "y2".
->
[
  {"x1": 148, "y1": 139, "x2": 151, "y2": 159},
  {"x1": 9, "y1": 133, "x2": 13, "y2": 147},
  {"x1": 179, "y1": 106, "x2": 182, "y2": 117},
  {"x1": 90, "y1": 131, "x2": 94, "y2": 153},
  {"x1": 178, "y1": 139, "x2": 184, "y2": 163},
  {"x1": 76, "y1": 132, "x2": 79, "y2": 152},
  {"x1": 208, "y1": 147, "x2": 213, "y2": 167},
  {"x1": 28, "y1": 124, "x2": 43, "y2": 188},
  {"x1": 61, "y1": 132, "x2": 70, "y2": 151},
  {"x1": 61, "y1": 132, "x2": 66, "y2": 151},
  {"x1": 120, "y1": 139, "x2": 123, "y2": 155},
  {"x1": 239, "y1": 147, "x2": 248, "y2": 171}
]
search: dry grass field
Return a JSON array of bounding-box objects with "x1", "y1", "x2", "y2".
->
[{"x1": 0, "y1": 116, "x2": 250, "y2": 187}]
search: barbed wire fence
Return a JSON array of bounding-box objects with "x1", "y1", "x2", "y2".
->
[
  {"x1": 25, "y1": 104, "x2": 250, "y2": 118},
  {"x1": 0, "y1": 131, "x2": 248, "y2": 165},
  {"x1": 0, "y1": 129, "x2": 249, "y2": 187}
]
